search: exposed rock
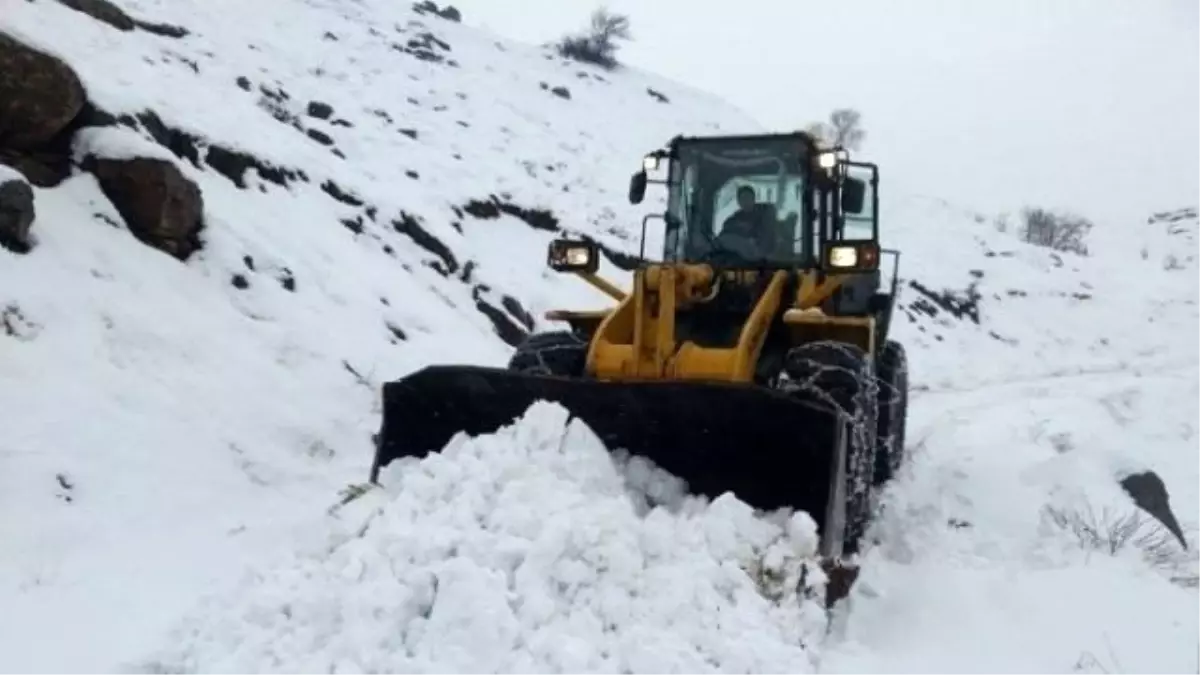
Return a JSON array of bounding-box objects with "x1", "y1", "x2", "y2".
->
[
  {"x1": 84, "y1": 157, "x2": 204, "y2": 260},
  {"x1": 88, "y1": 105, "x2": 308, "y2": 189},
  {"x1": 1, "y1": 303, "x2": 39, "y2": 340},
  {"x1": 472, "y1": 285, "x2": 527, "y2": 347},
  {"x1": 907, "y1": 279, "x2": 982, "y2": 325},
  {"x1": 461, "y1": 195, "x2": 558, "y2": 231},
  {"x1": 501, "y1": 294, "x2": 534, "y2": 331},
  {"x1": 412, "y1": 1, "x2": 461, "y2": 22},
  {"x1": 1120, "y1": 470, "x2": 1186, "y2": 548},
  {"x1": 54, "y1": 0, "x2": 189, "y2": 36},
  {"x1": 133, "y1": 19, "x2": 188, "y2": 38},
  {"x1": 459, "y1": 194, "x2": 639, "y2": 271},
  {"x1": 305, "y1": 128, "x2": 334, "y2": 146},
  {"x1": 392, "y1": 31, "x2": 452, "y2": 64},
  {"x1": 391, "y1": 210, "x2": 457, "y2": 275},
  {"x1": 0, "y1": 147, "x2": 72, "y2": 187},
  {"x1": 385, "y1": 322, "x2": 407, "y2": 342},
  {"x1": 0, "y1": 33, "x2": 86, "y2": 150},
  {"x1": 0, "y1": 172, "x2": 35, "y2": 254},
  {"x1": 55, "y1": 0, "x2": 136, "y2": 31},
  {"x1": 306, "y1": 101, "x2": 333, "y2": 119},
  {"x1": 320, "y1": 179, "x2": 363, "y2": 207}
]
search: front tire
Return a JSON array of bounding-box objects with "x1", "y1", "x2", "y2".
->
[
  {"x1": 782, "y1": 341, "x2": 878, "y2": 557},
  {"x1": 506, "y1": 330, "x2": 587, "y2": 377},
  {"x1": 873, "y1": 340, "x2": 908, "y2": 487}
]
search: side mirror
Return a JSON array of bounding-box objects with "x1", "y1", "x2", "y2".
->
[
  {"x1": 628, "y1": 171, "x2": 647, "y2": 205},
  {"x1": 841, "y1": 177, "x2": 866, "y2": 215},
  {"x1": 547, "y1": 238, "x2": 600, "y2": 274}
]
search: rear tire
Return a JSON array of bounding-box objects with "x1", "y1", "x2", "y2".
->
[
  {"x1": 782, "y1": 341, "x2": 878, "y2": 557},
  {"x1": 507, "y1": 330, "x2": 587, "y2": 377},
  {"x1": 873, "y1": 340, "x2": 909, "y2": 487}
]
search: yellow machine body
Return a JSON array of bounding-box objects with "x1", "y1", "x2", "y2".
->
[{"x1": 548, "y1": 263, "x2": 876, "y2": 383}]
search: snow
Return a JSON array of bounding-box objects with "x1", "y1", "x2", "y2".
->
[
  {"x1": 0, "y1": 163, "x2": 26, "y2": 184},
  {"x1": 144, "y1": 403, "x2": 829, "y2": 673},
  {"x1": 450, "y1": 0, "x2": 1200, "y2": 231},
  {"x1": 823, "y1": 367, "x2": 1199, "y2": 674},
  {"x1": 0, "y1": 0, "x2": 1196, "y2": 672},
  {"x1": 72, "y1": 124, "x2": 177, "y2": 163}
]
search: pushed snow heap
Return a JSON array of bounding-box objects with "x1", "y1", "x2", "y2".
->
[{"x1": 150, "y1": 402, "x2": 829, "y2": 674}]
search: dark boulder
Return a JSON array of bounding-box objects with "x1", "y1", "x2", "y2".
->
[
  {"x1": 0, "y1": 172, "x2": 35, "y2": 254},
  {"x1": 84, "y1": 156, "x2": 204, "y2": 260}
]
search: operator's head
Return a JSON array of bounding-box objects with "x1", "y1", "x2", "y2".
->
[{"x1": 736, "y1": 185, "x2": 756, "y2": 210}]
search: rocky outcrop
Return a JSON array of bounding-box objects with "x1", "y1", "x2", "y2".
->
[
  {"x1": 82, "y1": 156, "x2": 204, "y2": 260},
  {"x1": 54, "y1": 0, "x2": 190, "y2": 37},
  {"x1": 56, "y1": 0, "x2": 136, "y2": 31},
  {"x1": 0, "y1": 33, "x2": 86, "y2": 186},
  {"x1": 1120, "y1": 470, "x2": 1186, "y2": 549},
  {"x1": 0, "y1": 171, "x2": 35, "y2": 254},
  {"x1": 0, "y1": 28, "x2": 206, "y2": 260},
  {"x1": 412, "y1": 1, "x2": 461, "y2": 22}
]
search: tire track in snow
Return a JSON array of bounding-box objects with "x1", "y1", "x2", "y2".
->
[{"x1": 814, "y1": 359, "x2": 1199, "y2": 673}]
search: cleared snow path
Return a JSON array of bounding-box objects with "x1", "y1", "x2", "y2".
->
[{"x1": 820, "y1": 364, "x2": 1199, "y2": 674}]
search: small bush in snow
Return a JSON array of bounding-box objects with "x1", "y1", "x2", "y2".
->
[
  {"x1": 805, "y1": 108, "x2": 866, "y2": 151},
  {"x1": 1019, "y1": 207, "x2": 1093, "y2": 256},
  {"x1": 1042, "y1": 503, "x2": 1196, "y2": 587},
  {"x1": 554, "y1": 6, "x2": 632, "y2": 71},
  {"x1": 328, "y1": 482, "x2": 376, "y2": 515}
]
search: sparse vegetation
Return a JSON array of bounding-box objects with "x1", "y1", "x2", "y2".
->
[
  {"x1": 328, "y1": 482, "x2": 376, "y2": 515},
  {"x1": 1019, "y1": 207, "x2": 1093, "y2": 256},
  {"x1": 1042, "y1": 503, "x2": 1197, "y2": 588},
  {"x1": 554, "y1": 6, "x2": 632, "y2": 71},
  {"x1": 805, "y1": 108, "x2": 866, "y2": 150}
]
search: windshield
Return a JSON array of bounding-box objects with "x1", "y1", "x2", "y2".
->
[{"x1": 663, "y1": 137, "x2": 812, "y2": 267}]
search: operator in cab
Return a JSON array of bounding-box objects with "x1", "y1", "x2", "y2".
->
[{"x1": 714, "y1": 185, "x2": 798, "y2": 262}]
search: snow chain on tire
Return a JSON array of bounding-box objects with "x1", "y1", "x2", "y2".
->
[
  {"x1": 779, "y1": 341, "x2": 879, "y2": 557},
  {"x1": 506, "y1": 330, "x2": 588, "y2": 377},
  {"x1": 874, "y1": 340, "x2": 908, "y2": 487}
]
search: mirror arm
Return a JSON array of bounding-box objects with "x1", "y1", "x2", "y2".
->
[{"x1": 577, "y1": 271, "x2": 626, "y2": 301}]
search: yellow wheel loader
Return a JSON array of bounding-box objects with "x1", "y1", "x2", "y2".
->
[{"x1": 371, "y1": 131, "x2": 909, "y2": 563}]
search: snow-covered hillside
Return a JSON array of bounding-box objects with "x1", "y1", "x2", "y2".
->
[
  {"x1": 1, "y1": 0, "x2": 1196, "y2": 672},
  {"x1": 0, "y1": 0, "x2": 757, "y2": 669}
]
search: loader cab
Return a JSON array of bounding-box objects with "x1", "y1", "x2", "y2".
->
[
  {"x1": 627, "y1": 132, "x2": 895, "y2": 344},
  {"x1": 628, "y1": 132, "x2": 880, "y2": 278}
]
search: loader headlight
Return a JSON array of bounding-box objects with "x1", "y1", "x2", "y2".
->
[
  {"x1": 642, "y1": 154, "x2": 660, "y2": 171},
  {"x1": 827, "y1": 245, "x2": 858, "y2": 268},
  {"x1": 817, "y1": 149, "x2": 850, "y2": 171},
  {"x1": 547, "y1": 238, "x2": 600, "y2": 274},
  {"x1": 823, "y1": 242, "x2": 879, "y2": 272}
]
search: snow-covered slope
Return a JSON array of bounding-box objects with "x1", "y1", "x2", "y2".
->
[
  {"x1": 1, "y1": 0, "x2": 1196, "y2": 672},
  {"x1": 0, "y1": 1, "x2": 758, "y2": 669}
]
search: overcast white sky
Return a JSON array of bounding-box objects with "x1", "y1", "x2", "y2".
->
[{"x1": 448, "y1": 0, "x2": 1198, "y2": 228}]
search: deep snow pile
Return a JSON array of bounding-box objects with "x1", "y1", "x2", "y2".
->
[{"x1": 146, "y1": 403, "x2": 829, "y2": 673}]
